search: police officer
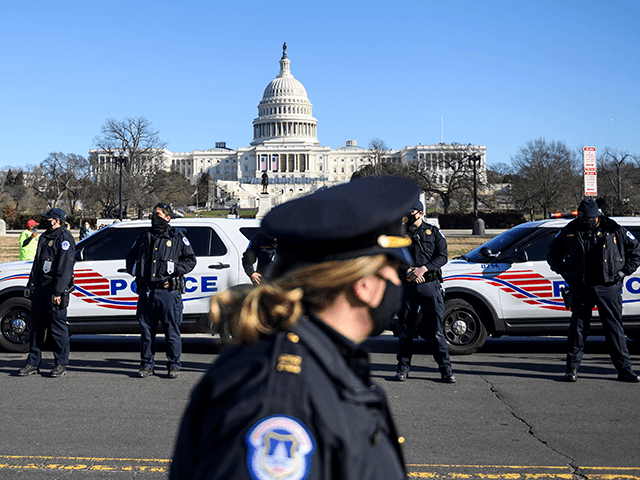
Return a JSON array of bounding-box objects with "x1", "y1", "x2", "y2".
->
[
  {"x1": 170, "y1": 176, "x2": 417, "y2": 480},
  {"x1": 396, "y1": 200, "x2": 455, "y2": 383},
  {"x1": 242, "y1": 229, "x2": 277, "y2": 285},
  {"x1": 126, "y1": 203, "x2": 196, "y2": 379},
  {"x1": 547, "y1": 198, "x2": 640, "y2": 382},
  {"x1": 18, "y1": 208, "x2": 75, "y2": 378}
]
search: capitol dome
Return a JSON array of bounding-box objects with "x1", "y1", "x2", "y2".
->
[{"x1": 251, "y1": 44, "x2": 319, "y2": 146}]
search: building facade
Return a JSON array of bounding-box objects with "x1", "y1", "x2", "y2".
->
[{"x1": 91, "y1": 45, "x2": 487, "y2": 210}]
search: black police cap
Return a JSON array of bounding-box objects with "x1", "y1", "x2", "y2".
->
[{"x1": 261, "y1": 176, "x2": 419, "y2": 267}]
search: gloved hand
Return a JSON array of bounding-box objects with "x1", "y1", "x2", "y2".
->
[{"x1": 615, "y1": 271, "x2": 626, "y2": 282}]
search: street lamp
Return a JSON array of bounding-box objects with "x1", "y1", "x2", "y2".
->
[
  {"x1": 468, "y1": 150, "x2": 484, "y2": 235},
  {"x1": 115, "y1": 155, "x2": 127, "y2": 221}
]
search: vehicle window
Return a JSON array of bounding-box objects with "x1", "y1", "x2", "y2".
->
[
  {"x1": 464, "y1": 225, "x2": 537, "y2": 263},
  {"x1": 182, "y1": 226, "x2": 227, "y2": 257},
  {"x1": 80, "y1": 226, "x2": 228, "y2": 260},
  {"x1": 81, "y1": 227, "x2": 147, "y2": 261},
  {"x1": 515, "y1": 229, "x2": 561, "y2": 262},
  {"x1": 240, "y1": 227, "x2": 261, "y2": 241}
]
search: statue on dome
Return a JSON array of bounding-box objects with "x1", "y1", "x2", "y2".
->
[
  {"x1": 283, "y1": 42, "x2": 287, "y2": 57},
  {"x1": 261, "y1": 171, "x2": 269, "y2": 194}
]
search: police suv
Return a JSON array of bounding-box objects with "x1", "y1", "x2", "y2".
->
[
  {"x1": 438, "y1": 217, "x2": 640, "y2": 354},
  {"x1": 0, "y1": 218, "x2": 260, "y2": 353}
]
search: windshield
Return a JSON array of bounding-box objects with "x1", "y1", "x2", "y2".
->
[{"x1": 463, "y1": 225, "x2": 537, "y2": 263}]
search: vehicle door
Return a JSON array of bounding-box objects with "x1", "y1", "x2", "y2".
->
[
  {"x1": 69, "y1": 225, "x2": 147, "y2": 319},
  {"x1": 179, "y1": 225, "x2": 248, "y2": 316},
  {"x1": 496, "y1": 228, "x2": 567, "y2": 324}
]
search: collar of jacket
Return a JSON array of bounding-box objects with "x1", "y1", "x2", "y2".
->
[{"x1": 290, "y1": 315, "x2": 382, "y2": 403}]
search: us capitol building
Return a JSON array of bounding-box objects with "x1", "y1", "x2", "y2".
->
[{"x1": 95, "y1": 44, "x2": 487, "y2": 209}]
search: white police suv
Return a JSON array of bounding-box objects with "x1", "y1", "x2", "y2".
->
[
  {"x1": 436, "y1": 217, "x2": 640, "y2": 354},
  {"x1": 0, "y1": 218, "x2": 260, "y2": 353}
]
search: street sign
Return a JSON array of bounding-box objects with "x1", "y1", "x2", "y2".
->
[
  {"x1": 583, "y1": 147, "x2": 597, "y2": 196},
  {"x1": 584, "y1": 146, "x2": 596, "y2": 171}
]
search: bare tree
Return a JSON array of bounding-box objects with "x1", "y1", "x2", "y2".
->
[
  {"x1": 405, "y1": 143, "x2": 485, "y2": 215},
  {"x1": 3, "y1": 169, "x2": 28, "y2": 212},
  {"x1": 32, "y1": 152, "x2": 90, "y2": 214},
  {"x1": 597, "y1": 147, "x2": 639, "y2": 214},
  {"x1": 366, "y1": 138, "x2": 391, "y2": 175},
  {"x1": 510, "y1": 138, "x2": 580, "y2": 219},
  {"x1": 93, "y1": 117, "x2": 168, "y2": 218}
]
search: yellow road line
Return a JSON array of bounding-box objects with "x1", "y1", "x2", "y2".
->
[
  {"x1": 406, "y1": 464, "x2": 640, "y2": 479},
  {"x1": 0, "y1": 455, "x2": 169, "y2": 473},
  {"x1": 2, "y1": 456, "x2": 640, "y2": 478}
]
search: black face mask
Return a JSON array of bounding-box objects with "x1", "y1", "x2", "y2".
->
[
  {"x1": 406, "y1": 212, "x2": 419, "y2": 226},
  {"x1": 151, "y1": 212, "x2": 169, "y2": 234},
  {"x1": 577, "y1": 218, "x2": 597, "y2": 231},
  {"x1": 369, "y1": 279, "x2": 403, "y2": 337}
]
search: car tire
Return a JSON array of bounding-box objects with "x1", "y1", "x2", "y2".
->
[
  {"x1": 441, "y1": 298, "x2": 487, "y2": 355},
  {"x1": 0, "y1": 297, "x2": 32, "y2": 353}
]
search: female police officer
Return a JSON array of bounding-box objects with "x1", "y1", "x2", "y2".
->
[{"x1": 170, "y1": 176, "x2": 418, "y2": 480}]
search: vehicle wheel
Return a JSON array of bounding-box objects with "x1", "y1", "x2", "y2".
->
[
  {"x1": 441, "y1": 298, "x2": 487, "y2": 355},
  {"x1": 0, "y1": 297, "x2": 32, "y2": 353}
]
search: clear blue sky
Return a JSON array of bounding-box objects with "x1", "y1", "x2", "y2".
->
[{"x1": 1, "y1": 0, "x2": 638, "y2": 170}]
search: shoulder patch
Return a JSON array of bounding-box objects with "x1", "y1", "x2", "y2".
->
[
  {"x1": 246, "y1": 415, "x2": 315, "y2": 480},
  {"x1": 182, "y1": 236, "x2": 191, "y2": 246},
  {"x1": 61, "y1": 240, "x2": 70, "y2": 251},
  {"x1": 627, "y1": 231, "x2": 636, "y2": 241}
]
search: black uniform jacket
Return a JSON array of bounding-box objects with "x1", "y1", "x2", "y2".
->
[
  {"x1": 547, "y1": 216, "x2": 640, "y2": 284},
  {"x1": 170, "y1": 315, "x2": 407, "y2": 480},
  {"x1": 125, "y1": 226, "x2": 196, "y2": 285},
  {"x1": 405, "y1": 221, "x2": 448, "y2": 283},
  {"x1": 242, "y1": 231, "x2": 277, "y2": 277},
  {"x1": 29, "y1": 226, "x2": 75, "y2": 296}
]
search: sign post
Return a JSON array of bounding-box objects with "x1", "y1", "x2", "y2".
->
[{"x1": 583, "y1": 147, "x2": 597, "y2": 196}]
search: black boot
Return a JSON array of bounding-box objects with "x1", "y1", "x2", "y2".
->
[{"x1": 564, "y1": 368, "x2": 577, "y2": 382}]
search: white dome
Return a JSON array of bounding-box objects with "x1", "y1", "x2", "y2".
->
[{"x1": 251, "y1": 45, "x2": 319, "y2": 146}]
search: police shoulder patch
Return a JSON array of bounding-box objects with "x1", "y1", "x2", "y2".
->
[
  {"x1": 246, "y1": 415, "x2": 315, "y2": 480},
  {"x1": 182, "y1": 236, "x2": 190, "y2": 246},
  {"x1": 61, "y1": 240, "x2": 70, "y2": 251},
  {"x1": 627, "y1": 231, "x2": 636, "y2": 241}
]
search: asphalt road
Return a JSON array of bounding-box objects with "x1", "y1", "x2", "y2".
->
[{"x1": 1, "y1": 333, "x2": 639, "y2": 479}]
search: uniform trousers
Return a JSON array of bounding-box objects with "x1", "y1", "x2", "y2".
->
[
  {"x1": 27, "y1": 288, "x2": 70, "y2": 367},
  {"x1": 137, "y1": 287, "x2": 183, "y2": 370},
  {"x1": 567, "y1": 283, "x2": 633, "y2": 373},
  {"x1": 396, "y1": 280, "x2": 452, "y2": 374}
]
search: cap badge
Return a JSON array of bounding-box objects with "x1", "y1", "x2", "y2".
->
[{"x1": 378, "y1": 235, "x2": 412, "y2": 249}]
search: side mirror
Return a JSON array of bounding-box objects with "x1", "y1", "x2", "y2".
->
[
  {"x1": 74, "y1": 249, "x2": 84, "y2": 262},
  {"x1": 479, "y1": 246, "x2": 498, "y2": 259}
]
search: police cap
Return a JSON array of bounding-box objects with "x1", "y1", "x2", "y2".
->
[
  {"x1": 261, "y1": 176, "x2": 419, "y2": 268},
  {"x1": 40, "y1": 207, "x2": 67, "y2": 222}
]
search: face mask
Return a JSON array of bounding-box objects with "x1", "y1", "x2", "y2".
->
[
  {"x1": 151, "y1": 212, "x2": 169, "y2": 234},
  {"x1": 406, "y1": 212, "x2": 419, "y2": 226},
  {"x1": 369, "y1": 279, "x2": 403, "y2": 337},
  {"x1": 577, "y1": 218, "x2": 597, "y2": 231}
]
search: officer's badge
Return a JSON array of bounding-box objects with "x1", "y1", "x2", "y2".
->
[
  {"x1": 166, "y1": 240, "x2": 172, "y2": 247},
  {"x1": 182, "y1": 237, "x2": 191, "y2": 246},
  {"x1": 61, "y1": 240, "x2": 70, "y2": 251},
  {"x1": 246, "y1": 415, "x2": 315, "y2": 480},
  {"x1": 48, "y1": 241, "x2": 53, "y2": 247},
  {"x1": 426, "y1": 229, "x2": 431, "y2": 235}
]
